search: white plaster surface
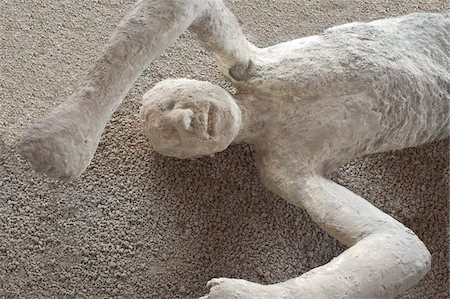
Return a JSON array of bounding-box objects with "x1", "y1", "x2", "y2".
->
[
  {"x1": 0, "y1": 0, "x2": 450, "y2": 299},
  {"x1": 138, "y1": 8, "x2": 449, "y2": 299}
]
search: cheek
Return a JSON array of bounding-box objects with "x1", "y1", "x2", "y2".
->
[
  {"x1": 173, "y1": 137, "x2": 224, "y2": 158},
  {"x1": 216, "y1": 111, "x2": 240, "y2": 140}
]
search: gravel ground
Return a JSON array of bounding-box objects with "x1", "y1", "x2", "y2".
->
[{"x1": 0, "y1": 0, "x2": 448, "y2": 298}]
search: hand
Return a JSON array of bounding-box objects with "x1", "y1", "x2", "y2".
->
[
  {"x1": 18, "y1": 97, "x2": 100, "y2": 181},
  {"x1": 199, "y1": 278, "x2": 290, "y2": 299}
]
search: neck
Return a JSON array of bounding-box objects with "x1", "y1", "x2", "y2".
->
[{"x1": 233, "y1": 93, "x2": 268, "y2": 144}]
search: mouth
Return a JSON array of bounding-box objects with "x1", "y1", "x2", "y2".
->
[{"x1": 205, "y1": 104, "x2": 216, "y2": 138}]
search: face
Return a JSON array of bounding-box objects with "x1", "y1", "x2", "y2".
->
[{"x1": 140, "y1": 79, "x2": 242, "y2": 159}]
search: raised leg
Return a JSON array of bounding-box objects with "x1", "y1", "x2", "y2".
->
[
  {"x1": 18, "y1": 0, "x2": 255, "y2": 180},
  {"x1": 202, "y1": 175, "x2": 431, "y2": 299}
]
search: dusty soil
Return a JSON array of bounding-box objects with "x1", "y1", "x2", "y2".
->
[{"x1": 0, "y1": 0, "x2": 448, "y2": 298}]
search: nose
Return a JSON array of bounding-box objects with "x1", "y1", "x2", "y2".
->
[{"x1": 164, "y1": 108, "x2": 194, "y2": 134}]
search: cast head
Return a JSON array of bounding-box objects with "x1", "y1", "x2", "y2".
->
[{"x1": 140, "y1": 79, "x2": 242, "y2": 158}]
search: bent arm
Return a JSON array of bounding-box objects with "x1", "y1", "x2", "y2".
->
[
  {"x1": 18, "y1": 0, "x2": 254, "y2": 180},
  {"x1": 277, "y1": 175, "x2": 431, "y2": 298},
  {"x1": 189, "y1": 1, "x2": 255, "y2": 81}
]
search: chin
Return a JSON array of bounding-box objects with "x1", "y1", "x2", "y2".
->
[
  {"x1": 155, "y1": 148, "x2": 204, "y2": 159},
  {"x1": 157, "y1": 146, "x2": 226, "y2": 160}
]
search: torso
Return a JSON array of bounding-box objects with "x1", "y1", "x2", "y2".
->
[{"x1": 236, "y1": 13, "x2": 449, "y2": 176}]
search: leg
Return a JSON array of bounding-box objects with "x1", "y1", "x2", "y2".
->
[
  {"x1": 18, "y1": 0, "x2": 255, "y2": 180},
  {"x1": 202, "y1": 175, "x2": 430, "y2": 298}
]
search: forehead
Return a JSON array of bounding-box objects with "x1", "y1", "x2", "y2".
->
[{"x1": 155, "y1": 96, "x2": 220, "y2": 112}]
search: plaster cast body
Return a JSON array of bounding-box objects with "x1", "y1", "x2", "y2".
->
[{"x1": 18, "y1": 0, "x2": 449, "y2": 298}]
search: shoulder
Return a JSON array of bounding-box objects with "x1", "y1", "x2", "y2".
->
[{"x1": 254, "y1": 149, "x2": 313, "y2": 199}]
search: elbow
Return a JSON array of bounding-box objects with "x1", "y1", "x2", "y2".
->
[
  {"x1": 347, "y1": 229, "x2": 431, "y2": 298},
  {"x1": 382, "y1": 224, "x2": 431, "y2": 274},
  {"x1": 398, "y1": 228, "x2": 431, "y2": 279},
  {"x1": 379, "y1": 228, "x2": 431, "y2": 296}
]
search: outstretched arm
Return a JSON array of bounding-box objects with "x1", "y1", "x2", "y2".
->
[
  {"x1": 18, "y1": 0, "x2": 255, "y2": 180},
  {"x1": 277, "y1": 175, "x2": 431, "y2": 298},
  {"x1": 203, "y1": 173, "x2": 431, "y2": 299}
]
